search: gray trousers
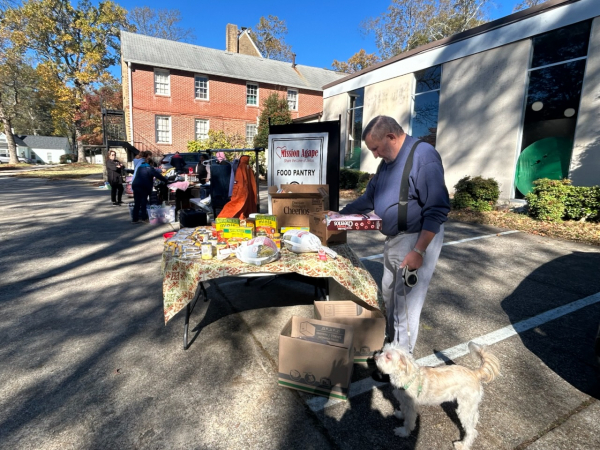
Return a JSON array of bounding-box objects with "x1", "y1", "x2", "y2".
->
[{"x1": 382, "y1": 225, "x2": 444, "y2": 353}]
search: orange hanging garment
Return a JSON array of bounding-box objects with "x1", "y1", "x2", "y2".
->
[{"x1": 218, "y1": 155, "x2": 258, "y2": 218}]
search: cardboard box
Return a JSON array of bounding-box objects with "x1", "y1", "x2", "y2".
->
[
  {"x1": 326, "y1": 213, "x2": 382, "y2": 231},
  {"x1": 309, "y1": 212, "x2": 347, "y2": 246},
  {"x1": 280, "y1": 226, "x2": 310, "y2": 234},
  {"x1": 278, "y1": 316, "x2": 354, "y2": 400},
  {"x1": 269, "y1": 184, "x2": 329, "y2": 228},
  {"x1": 254, "y1": 214, "x2": 278, "y2": 237},
  {"x1": 314, "y1": 301, "x2": 386, "y2": 362},
  {"x1": 222, "y1": 226, "x2": 254, "y2": 239}
]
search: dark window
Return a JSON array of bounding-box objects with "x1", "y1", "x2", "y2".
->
[
  {"x1": 415, "y1": 66, "x2": 441, "y2": 93},
  {"x1": 531, "y1": 20, "x2": 592, "y2": 68},
  {"x1": 346, "y1": 87, "x2": 364, "y2": 169},
  {"x1": 514, "y1": 20, "x2": 592, "y2": 198}
]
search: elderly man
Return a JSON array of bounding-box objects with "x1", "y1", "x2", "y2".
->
[{"x1": 339, "y1": 115, "x2": 450, "y2": 353}]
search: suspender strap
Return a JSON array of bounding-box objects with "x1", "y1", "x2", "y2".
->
[{"x1": 398, "y1": 139, "x2": 422, "y2": 232}]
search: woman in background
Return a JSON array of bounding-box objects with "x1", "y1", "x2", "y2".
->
[
  {"x1": 105, "y1": 150, "x2": 124, "y2": 206},
  {"x1": 131, "y1": 155, "x2": 169, "y2": 223}
]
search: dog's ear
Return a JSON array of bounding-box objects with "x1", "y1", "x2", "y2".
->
[{"x1": 396, "y1": 353, "x2": 408, "y2": 372}]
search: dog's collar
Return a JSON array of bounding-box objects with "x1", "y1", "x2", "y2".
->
[{"x1": 402, "y1": 369, "x2": 423, "y2": 397}]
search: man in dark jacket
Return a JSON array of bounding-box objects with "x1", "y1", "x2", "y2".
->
[
  {"x1": 131, "y1": 156, "x2": 169, "y2": 223},
  {"x1": 170, "y1": 152, "x2": 186, "y2": 174},
  {"x1": 105, "y1": 150, "x2": 124, "y2": 205}
]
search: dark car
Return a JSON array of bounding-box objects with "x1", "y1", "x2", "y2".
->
[{"x1": 159, "y1": 153, "x2": 202, "y2": 171}]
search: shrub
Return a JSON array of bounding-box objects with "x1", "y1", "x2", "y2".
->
[
  {"x1": 452, "y1": 176, "x2": 500, "y2": 211},
  {"x1": 60, "y1": 153, "x2": 77, "y2": 164},
  {"x1": 526, "y1": 179, "x2": 600, "y2": 222},
  {"x1": 340, "y1": 168, "x2": 373, "y2": 190}
]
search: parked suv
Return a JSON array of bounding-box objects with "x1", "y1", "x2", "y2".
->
[{"x1": 159, "y1": 152, "x2": 202, "y2": 171}]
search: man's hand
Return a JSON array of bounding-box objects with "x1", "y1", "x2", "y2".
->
[{"x1": 400, "y1": 251, "x2": 424, "y2": 270}]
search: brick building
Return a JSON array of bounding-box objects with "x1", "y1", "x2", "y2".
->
[{"x1": 120, "y1": 27, "x2": 345, "y2": 154}]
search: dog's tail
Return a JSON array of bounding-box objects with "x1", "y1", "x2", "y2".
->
[{"x1": 468, "y1": 341, "x2": 501, "y2": 384}]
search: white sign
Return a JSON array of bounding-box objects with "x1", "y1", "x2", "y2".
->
[{"x1": 268, "y1": 133, "x2": 328, "y2": 187}]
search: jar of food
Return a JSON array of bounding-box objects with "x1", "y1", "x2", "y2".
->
[
  {"x1": 272, "y1": 232, "x2": 281, "y2": 249},
  {"x1": 201, "y1": 243, "x2": 213, "y2": 260}
]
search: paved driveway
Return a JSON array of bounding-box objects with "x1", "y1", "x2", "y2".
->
[{"x1": 0, "y1": 177, "x2": 598, "y2": 449}]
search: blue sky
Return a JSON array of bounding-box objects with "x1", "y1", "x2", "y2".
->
[{"x1": 114, "y1": 0, "x2": 522, "y2": 74}]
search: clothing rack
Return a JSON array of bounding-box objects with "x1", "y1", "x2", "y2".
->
[{"x1": 206, "y1": 148, "x2": 265, "y2": 213}]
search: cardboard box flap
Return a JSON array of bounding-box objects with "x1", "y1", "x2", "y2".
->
[
  {"x1": 289, "y1": 316, "x2": 353, "y2": 349},
  {"x1": 269, "y1": 184, "x2": 329, "y2": 198},
  {"x1": 314, "y1": 301, "x2": 385, "y2": 320}
]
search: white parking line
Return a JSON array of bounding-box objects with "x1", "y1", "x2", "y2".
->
[
  {"x1": 359, "y1": 230, "x2": 520, "y2": 261},
  {"x1": 306, "y1": 291, "x2": 600, "y2": 412}
]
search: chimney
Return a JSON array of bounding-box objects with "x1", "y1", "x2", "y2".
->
[
  {"x1": 226, "y1": 24, "x2": 238, "y2": 53},
  {"x1": 292, "y1": 53, "x2": 296, "y2": 68}
]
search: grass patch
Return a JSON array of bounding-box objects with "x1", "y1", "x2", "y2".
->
[
  {"x1": 449, "y1": 209, "x2": 600, "y2": 246},
  {"x1": 14, "y1": 163, "x2": 103, "y2": 180}
]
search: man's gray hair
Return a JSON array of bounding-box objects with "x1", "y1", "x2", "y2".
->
[{"x1": 362, "y1": 116, "x2": 404, "y2": 141}]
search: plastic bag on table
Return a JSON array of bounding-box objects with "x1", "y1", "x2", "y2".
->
[
  {"x1": 235, "y1": 236, "x2": 280, "y2": 266},
  {"x1": 282, "y1": 229, "x2": 337, "y2": 258}
]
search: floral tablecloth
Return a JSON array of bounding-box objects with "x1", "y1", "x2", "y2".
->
[{"x1": 162, "y1": 240, "x2": 383, "y2": 324}]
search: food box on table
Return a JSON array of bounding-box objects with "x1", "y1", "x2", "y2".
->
[{"x1": 325, "y1": 213, "x2": 382, "y2": 231}]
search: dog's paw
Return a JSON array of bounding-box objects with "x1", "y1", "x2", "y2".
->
[
  {"x1": 394, "y1": 409, "x2": 404, "y2": 420},
  {"x1": 453, "y1": 441, "x2": 468, "y2": 450},
  {"x1": 394, "y1": 426, "x2": 410, "y2": 437}
]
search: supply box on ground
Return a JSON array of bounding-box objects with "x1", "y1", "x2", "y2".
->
[
  {"x1": 308, "y1": 212, "x2": 347, "y2": 246},
  {"x1": 269, "y1": 185, "x2": 329, "y2": 229},
  {"x1": 278, "y1": 316, "x2": 354, "y2": 400},
  {"x1": 313, "y1": 301, "x2": 386, "y2": 362}
]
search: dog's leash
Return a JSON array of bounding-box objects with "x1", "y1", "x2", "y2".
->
[{"x1": 402, "y1": 269, "x2": 412, "y2": 354}]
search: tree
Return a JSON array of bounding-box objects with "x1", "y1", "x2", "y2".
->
[
  {"x1": 513, "y1": 0, "x2": 545, "y2": 13},
  {"x1": 362, "y1": 0, "x2": 490, "y2": 59},
  {"x1": 0, "y1": 10, "x2": 31, "y2": 164},
  {"x1": 78, "y1": 77, "x2": 123, "y2": 146},
  {"x1": 250, "y1": 15, "x2": 294, "y2": 62},
  {"x1": 6, "y1": 0, "x2": 131, "y2": 162},
  {"x1": 254, "y1": 93, "x2": 292, "y2": 150},
  {"x1": 128, "y1": 7, "x2": 195, "y2": 42},
  {"x1": 187, "y1": 129, "x2": 246, "y2": 152},
  {"x1": 332, "y1": 49, "x2": 380, "y2": 74}
]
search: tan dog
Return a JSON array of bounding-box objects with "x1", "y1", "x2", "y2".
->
[{"x1": 375, "y1": 342, "x2": 500, "y2": 450}]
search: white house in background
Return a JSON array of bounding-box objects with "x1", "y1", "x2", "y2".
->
[{"x1": 0, "y1": 133, "x2": 71, "y2": 163}]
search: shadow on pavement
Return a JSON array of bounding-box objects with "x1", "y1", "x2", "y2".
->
[{"x1": 501, "y1": 251, "x2": 600, "y2": 400}]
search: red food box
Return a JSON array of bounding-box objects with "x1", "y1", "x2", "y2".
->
[{"x1": 326, "y1": 213, "x2": 382, "y2": 231}]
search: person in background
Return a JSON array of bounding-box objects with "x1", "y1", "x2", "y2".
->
[
  {"x1": 170, "y1": 151, "x2": 186, "y2": 174},
  {"x1": 196, "y1": 153, "x2": 210, "y2": 184},
  {"x1": 337, "y1": 115, "x2": 450, "y2": 355},
  {"x1": 105, "y1": 150, "x2": 124, "y2": 206},
  {"x1": 131, "y1": 155, "x2": 169, "y2": 224}
]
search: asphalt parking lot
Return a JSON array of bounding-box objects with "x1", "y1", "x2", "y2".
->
[{"x1": 0, "y1": 176, "x2": 599, "y2": 449}]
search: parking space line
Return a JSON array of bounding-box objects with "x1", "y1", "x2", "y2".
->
[
  {"x1": 306, "y1": 291, "x2": 600, "y2": 412},
  {"x1": 359, "y1": 230, "x2": 519, "y2": 261}
]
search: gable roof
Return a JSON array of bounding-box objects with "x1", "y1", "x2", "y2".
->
[
  {"x1": 18, "y1": 135, "x2": 70, "y2": 150},
  {"x1": 121, "y1": 31, "x2": 345, "y2": 92}
]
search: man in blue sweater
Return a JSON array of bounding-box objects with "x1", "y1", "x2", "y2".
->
[{"x1": 339, "y1": 115, "x2": 450, "y2": 354}]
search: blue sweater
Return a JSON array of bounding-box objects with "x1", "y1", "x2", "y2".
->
[
  {"x1": 132, "y1": 163, "x2": 168, "y2": 192},
  {"x1": 340, "y1": 135, "x2": 450, "y2": 236}
]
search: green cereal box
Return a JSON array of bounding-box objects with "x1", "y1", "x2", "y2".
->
[{"x1": 222, "y1": 226, "x2": 254, "y2": 239}]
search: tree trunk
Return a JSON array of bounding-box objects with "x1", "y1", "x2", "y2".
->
[
  {"x1": 75, "y1": 126, "x2": 85, "y2": 163},
  {"x1": 0, "y1": 103, "x2": 19, "y2": 165}
]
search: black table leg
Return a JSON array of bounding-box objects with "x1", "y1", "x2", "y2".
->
[{"x1": 183, "y1": 282, "x2": 209, "y2": 350}]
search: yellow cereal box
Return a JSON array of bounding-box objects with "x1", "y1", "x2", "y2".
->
[
  {"x1": 255, "y1": 215, "x2": 278, "y2": 237},
  {"x1": 280, "y1": 226, "x2": 310, "y2": 234},
  {"x1": 216, "y1": 218, "x2": 240, "y2": 231},
  {"x1": 222, "y1": 226, "x2": 254, "y2": 240}
]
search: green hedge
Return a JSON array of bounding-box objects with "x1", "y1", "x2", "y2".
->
[
  {"x1": 340, "y1": 168, "x2": 371, "y2": 191},
  {"x1": 452, "y1": 176, "x2": 500, "y2": 212},
  {"x1": 525, "y1": 178, "x2": 600, "y2": 222}
]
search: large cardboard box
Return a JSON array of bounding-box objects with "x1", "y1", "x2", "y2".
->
[
  {"x1": 314, "y1": 301, "x2": 386, "y2": 362},
  {"x1": 309, "y1": 212, "x2": 347, "y2": 246},
  {"x1": 269, "y1": 185, "x2": 329, "y2": 228},
  {"x1": 278, "y1": 316, "x2": 354, "y2": 400}
]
